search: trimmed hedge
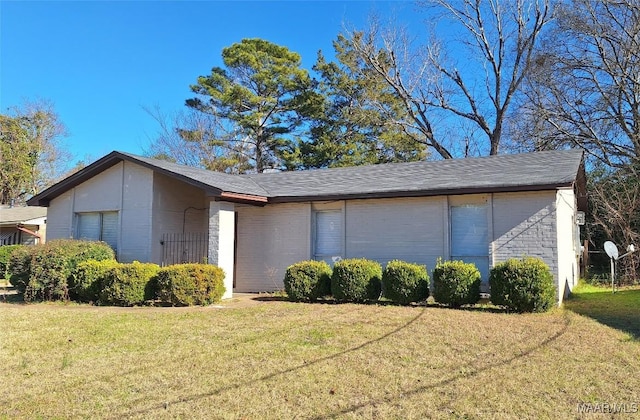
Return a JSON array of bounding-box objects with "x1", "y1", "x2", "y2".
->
[
  {"x1": 18, "y1": 240, "x2": 116, "y2": 302},
  {"x1": 99, "y1": 262, "x2": 160, "y2": 306},
  {"x1": 433, "y1": 260, "x2": 481, "y2": 307},
  {"x1": 283, "y1": 260, "x2": 332, "y2": 301},
  {"x1": 331, "y1": 258, "x2": 382, "y2": 302},
  {"x1": 382, "y1": 260, "x2": 429, "y2": 305},
  {"x1": 70, "y1": 259, "x2": 120, "y2": 303},
  {"x1": 0, "y1": 245, "x2": 22, "y2": 279},
  {"x1": 489, "y1": 257, "x2": 556, "y2": 313},
  {"x1": 7, "y1": 245, "x2": 34, "y2": 293},
  {"x1": 154, "y1": 264, "x2": 226, "y2": 306}
]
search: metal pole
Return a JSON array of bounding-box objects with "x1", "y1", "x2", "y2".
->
[{"x1": 610, "y1": 257, "x2": 615, "y2": 293}]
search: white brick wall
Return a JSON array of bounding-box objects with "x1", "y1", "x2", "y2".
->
[
  {"x1": 345, "y1": 197, "x2": 446, "y2": 273},
  {"x1": 235, "y1": 202, "x2": 311, "y2": 292},
  {"x1": 45, "y1": 161, "x2": 154, "y2": 263},
  {"x1": 208, "y1": 201, "x2": 235, "y2": 299},
  {"x1": 492, "y1": 191, "x2": 565, "y2": 302},
  {"x1": 556, "y1": 188, "x2": 578, "y2": 301},
  {"x1": 151, "y1": 172, "x2": 208, "y2": 263}
]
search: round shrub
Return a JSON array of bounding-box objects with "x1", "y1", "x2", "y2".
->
[
  {"x1": 99, "y1": 261, "x2": 160, "y2": 306},
  {"x1": 433, "y1": 260, "x2": 481, "y2": 307},
  {"x1": 331, "y1": 258, "x2": 382, "y2": 302},
  {"x1": 489, "y1": 257, "x2": 556, "y2": 313},
  {"x1": 382, "y1": 260, "x2": 429, "y2": 305},
  {"x1": 154, "y1": 264, "x2": 226, "y2": 306},
  {"x1": 0, "y1": 245, "x2": 22, "y2": 279},
  {"x1": 70, "y1": 259, "x2": 120, "y2": 303},
  {"x1": 283, "y1": 260, "x2": 332, "y2": 301}
]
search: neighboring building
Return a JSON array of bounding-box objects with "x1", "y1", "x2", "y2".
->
[
  {"x1": 27, "y1": 149, "x2": 587, "y2": 304},
  {"x1": 0, "y1": 206, "x2": 47, "y2": 246}
]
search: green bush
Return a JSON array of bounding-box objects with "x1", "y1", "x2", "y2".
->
[
  {"x1": 489, "y1": 257, "x2": 556, "y2": 313},
  {"x1": 432, "y1": 260, "x2": 481, "y2": 307},
  {"x1": 154, "y1": 264, "x2": 226, "y2": 306},
  {"x1": 7, "y1": 246, "x2": 35, "y2": 293},
  {"x1": 283, "y1": 260, "x2": 332, "y2": 301},
  {"x1": 70, "y1": 259, "x2": 120, "y2": 303},
  {"x1": 382, "y1": 260, "x2": 429, "y2": 305},
  {"x1": 19, "y1": 240, "x2": 115, "y2": 302},
  {"x1": 99, "y1": 261, "x2": 160, "y2": 306},
  {"x1": 0, "y1": 245, "x2": 22, "y2": 279},
  {"x1": 331, "y1": 258, "x2": 382, "y2": 302}
]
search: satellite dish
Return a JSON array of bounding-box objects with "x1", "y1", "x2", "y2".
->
[{"x1": 604, "y1": 241, "x2": 619, "y2": 260}]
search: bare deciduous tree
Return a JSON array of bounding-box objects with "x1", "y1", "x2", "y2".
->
[
  {"x1": 520, "y1": 0, "x2": 640, "y2": 168},
  {"x1": 517, "y1": 0, "x2": 640, "y2": 281},
  {"x1": 143, "y1": 105, "x2": 253, "y2": 174},
  {"x1": 345, "y1": 0, "x2": 551, "y2": 159}
]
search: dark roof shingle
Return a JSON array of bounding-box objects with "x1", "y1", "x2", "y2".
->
[
  {"x1": 27, "y1": 149, "x2": 584, "y2": 206},
  {"x1": 243, "y1": 149, "x2": 583, "y2": 200}
]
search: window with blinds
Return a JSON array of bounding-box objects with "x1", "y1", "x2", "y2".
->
[
  {"x1": 314, "y1": 210, "x2": 343, "y2": 264},
  {"x1": 76, "y1": 211, "x2": 118, "y2": 253},
  {"x1": 451, "y1": 204, "x2": 489, "y2": 281}
]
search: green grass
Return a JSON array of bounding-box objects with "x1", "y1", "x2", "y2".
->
[
  {"x1": 564, "y1": 282, "x2": 640, "y2": 340},
  {"x1": 1, "y1": 296, "x2": 639, "y2": 419}
]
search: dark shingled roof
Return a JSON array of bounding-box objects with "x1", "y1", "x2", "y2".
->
[
  {"x1": 117, "y1": 152, "x2": 269, "y2": 197},
  {"x1": 27, "y1": 149, "x2": 585, "y2": 207},
  {"x1": 244, "y1": 149, "x2": 584, "y2": 201}
]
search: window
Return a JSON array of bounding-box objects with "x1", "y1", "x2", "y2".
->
[
  {"x1": 314, "y1": 210, "x2": 343, "y2": 264},
  {"x1": 76, "y1": 211, "x2": 118, "y2": 252},
  {"x1": 451, "y1": 203, "x2": 489, "y2": 284}
]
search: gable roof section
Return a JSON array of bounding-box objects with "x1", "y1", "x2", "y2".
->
[
  {"x1": 27, "y1": 149, "x2": 585, "y2": 207},
  {"x1": 27, "y1": 151, "x2": 269, "y2": 206}
]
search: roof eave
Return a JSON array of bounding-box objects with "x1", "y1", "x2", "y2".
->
[
  {"x1": 267, "y1": 183, "x2": 575, "y2": 204},
  {"x1": 217, "y1": 191, "x2": 269, "y2": 206}
]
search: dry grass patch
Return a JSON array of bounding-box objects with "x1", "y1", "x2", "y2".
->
[{"x1": 1, "y1": 299, "x2": 639, "y2": 419}]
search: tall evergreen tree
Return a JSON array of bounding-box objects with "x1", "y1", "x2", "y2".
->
[
  {"x1": 185, "y1": 38, "x2": 319, "y2": 173},
  {"x1": 290, "y1": 35, "x2": 426, "y2": 169}
]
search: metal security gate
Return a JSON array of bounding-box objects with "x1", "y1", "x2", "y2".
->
[{"x1": 161, "y1": 232, "x2": 208, "y2": 266}]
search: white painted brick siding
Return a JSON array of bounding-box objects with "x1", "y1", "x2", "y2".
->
[
  {"x1": 235, "y1": 203, "x2": 311, "y2": 292},
  {"x1": 208, "y1": 201, "x2": 235, "y2": 299},
  {"x1": 492, "y1": 191, "x2": 565, "y2": 302},
  {"x1": 151, "y1": 172, "x2": 208, "y2": 263},
  {"x1": 556, "y1": 188, "x2": 578, "y2": 301},
  {"x1": 45, "y1": 161, "x2": 154, "y2": 263},
  {"x1": 119, "y1": 162, "x2": 153, "y2": 262},
  {"x1": 45, "y1": 190, "x2": 74, "y2": 240},
  {"x1": 345, "y1": 197, "x2": 446, "y2": 273}
]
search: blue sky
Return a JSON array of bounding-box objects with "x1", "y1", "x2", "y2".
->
[{"x1": 1, "y1": 1, "x2": 422, "y2": 166}]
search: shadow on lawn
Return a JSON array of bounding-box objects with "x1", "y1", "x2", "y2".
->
[
  {"x1": 252, "y1": 295, "x2": 506, "y2": 313},
  {"x1": 564, "y1": 287, "x2": 640, "y2": 340},
  {"x1": 117, "y1": 305, "x2": 569, "y2": 419}
]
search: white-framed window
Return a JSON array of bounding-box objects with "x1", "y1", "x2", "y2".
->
[
  {"x1": 314, "y1": 209, "x2": 343, "y2": 265},
  {"x1": 76, "y1": 211, "x2": 118, "y2": 253}
]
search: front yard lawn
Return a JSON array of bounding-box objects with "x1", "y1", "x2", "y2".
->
[
  {"x1": 1, "y1": 293, "x2": 639, "y2": 418},
  {"x1": 565, "y1": 283, "x2": 640, "y2": 340}
]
